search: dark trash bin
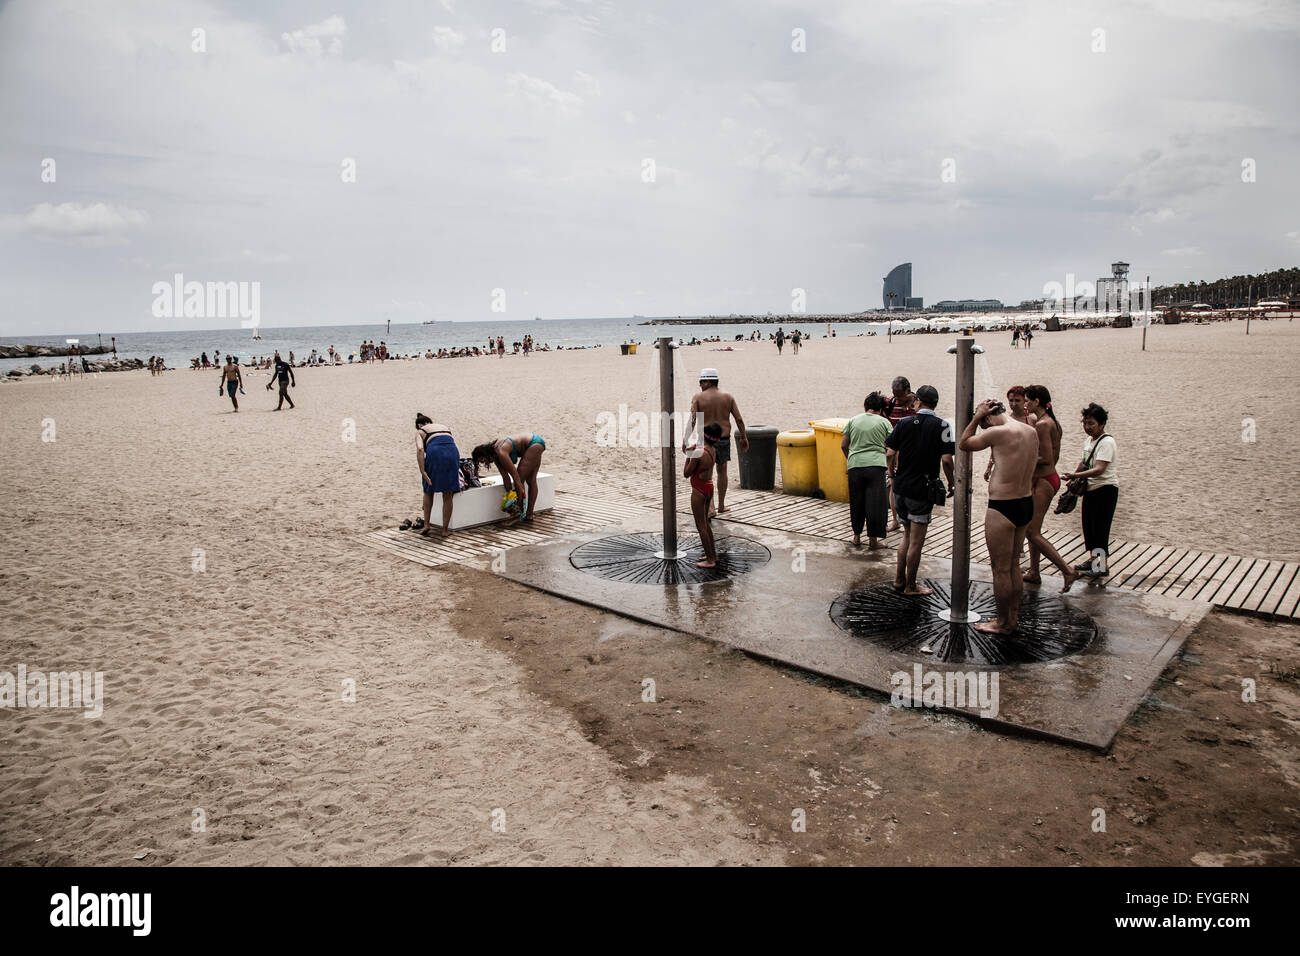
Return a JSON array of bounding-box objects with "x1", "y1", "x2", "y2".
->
[
  {"x1": 738, "y1": 425, "x2": 780, "y2": 490},
  {"x1": 620, "y1": 343, "x2": 630, "y2": 355}
]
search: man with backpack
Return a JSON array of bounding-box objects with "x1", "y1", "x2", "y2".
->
[{"x1": 885, "y1": 384, "x2": 954, "y2": 596}]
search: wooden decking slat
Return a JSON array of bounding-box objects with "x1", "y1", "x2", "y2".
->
[
  {"x1": 1243, "y1": 561, "x2": 1293, "y2": 614},
  {"x1": 1263, "y1": 564, "x2": 1300, "y2": 616},
  {"x1": 1117, "y1": 545, "x2": 1177, "y2": 590},
  {"x1": 1190, "y1": 556, "x2": 1242, "y2": 600},
  {"x1": 1176, "y1": 553, "x2": 1232, "y2": 600},
  {"x1": 1217, "y1": 558, "x2": 1269, "y2": 610}
]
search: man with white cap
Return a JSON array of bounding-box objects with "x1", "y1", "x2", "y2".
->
[{"x1": 685, "y1": 368, "x2": 749, "y2": 516}]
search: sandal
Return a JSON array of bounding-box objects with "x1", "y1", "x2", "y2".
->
[
  {"x1": 412, "y1": 518, "x2": 425, "y2": 530},
  {"x1": 399, "y1": 519, "x2": 413, "y2": 531}
]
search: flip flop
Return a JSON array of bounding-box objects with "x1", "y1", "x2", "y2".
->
[
  {"x1": 412, "y1": 518, "x2": 425, "y2": 530},
  {"x1": 399, "y1": 519, "x2": 412, "y2": 531}
]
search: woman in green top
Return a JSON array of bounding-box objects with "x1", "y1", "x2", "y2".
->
[{"x1": 840, "y1": 391, "x2": 893, "y2": 548}]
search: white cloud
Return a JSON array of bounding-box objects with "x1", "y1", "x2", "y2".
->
[
  {"x1": 572, "y1": 70, "x2": 601, "y2": 97},
  {"x1": 432, "y1": 26, "x2": 465, "y2": 52},
  {"x1": 281, "y1": 16, "x2": 346, "y2": 56},
  {"x1": 507, "y1": 72, "x2": 583, "y2": 116},
  {"x1": 1161, "y1": 246, "x2": 1203, "y2": 257},
  {"x1": 10, "y1": 202, "x2": 148, "y2": 245}
]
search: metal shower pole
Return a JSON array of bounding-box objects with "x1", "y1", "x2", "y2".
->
[
  {"x1": 942, "y1": 335, "x2": 982, "y2": 623},
  {"x1": 658, "y1": 336, "x2": 678, "y2": 559}
]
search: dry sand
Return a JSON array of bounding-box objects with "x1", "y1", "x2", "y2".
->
[{"x1": 1, "y1": 319, "x2": 1296, "y2": 865}]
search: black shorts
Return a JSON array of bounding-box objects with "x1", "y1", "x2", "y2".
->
[{"x1": 988, "y1": 496, "x2": 1034, "y2": 528}]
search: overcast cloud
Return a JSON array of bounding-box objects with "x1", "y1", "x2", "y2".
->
[{"x1": 1, "y1": 0, "x2": 1297, "y2": 334}]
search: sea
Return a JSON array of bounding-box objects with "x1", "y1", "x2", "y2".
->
[{"x1": 0, "y1": 315, "x2": 976, "y2": 373}]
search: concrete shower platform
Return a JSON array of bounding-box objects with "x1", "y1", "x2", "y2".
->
[{"x1": 494, "y1": 521, "x2": 1210, "y2": 751}]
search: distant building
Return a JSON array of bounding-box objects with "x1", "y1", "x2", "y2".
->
[
  {"x1": 882, "y1": 263, "x2": 912, "y2": 309},
  {"x1": 904, "y1": 297, "x2": 924, "y2": 309},
  {"x1": 933, "y1": 299, "x2": 1004, "y2": 312},
  {"x1": 1096, "y1": 261, "x2": 1130, "y2": 314}
]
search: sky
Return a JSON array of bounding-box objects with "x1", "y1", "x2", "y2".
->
[{"x1": 1, "y1": 0, "x2": 1297, "y2": 335}]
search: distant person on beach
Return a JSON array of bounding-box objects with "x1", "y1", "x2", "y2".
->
[
  {"x1": 791, "y1": 329, "x2": 802, "y2": 354},
  {"x1": 266, "y1": 351, "x2": 296, "y2": 410},
  {"x1": 1060, "y1": 403, "x2": 1117, "y2": 576},
  {"x1": 958, "y1": 398, "x2": 1039, "y2": 634},
  {"x1": 841, "y1": 390, "x2": 891, "y2": 548},
  {"x1": 685, "y1": 367, "x2": 749, "y2": 517},
  {"x1": 201, "y1": 352, "x2": 210, "y2": 368},
  {"x1": 472, "y1": 433, "x2": 546, "y2": 522},
  {"x1": 775, "y1": 327, "x2": 785, "y2": 354},
  {"x1": 1024, "y1": 327, "x2": 1033, "y2": 348},
  {"x1": 218, "y1": 355, "x2": 243, "y2": 412},
  {"x1": 883, "y1": 375, "x2": 917, "y2": 532},
  {"x1": 684, "y1": 423, "x2": 722, "y2": 568},
  {"x1": 983, "y1": 385, "x2": 1034, "y2": 482},
  {"x1": 496, "y1": 336, "x2": 505, "y2": 358},
  {"x1": 1012, "y1": 327, "x2": 1020, "y2": 348},
  {"x1": 416, "y1": 413, "x2": 460, "y2": 537},
  {"x1": 1021, "y1": 385, "x2": 1077, "y2": 591},
  {"x1": 885, "y1": 384, "x2": 954, "y2": 595}
]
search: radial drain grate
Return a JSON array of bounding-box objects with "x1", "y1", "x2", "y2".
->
[
  {"x1": 829, "y1": 579, "x2": 1097, "y2": 665},
  {"x1": 570, "y1": 532, "x2": 770, "y2": 585}
]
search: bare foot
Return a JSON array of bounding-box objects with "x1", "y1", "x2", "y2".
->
[
  {"x1": 418, "y1": 528, "x2": 432, "y2": 537},
  {"x1": 717, "y1": 505, "x2": 728, "y2": 514},
  {"x1": 973, "y1": 619, "x2": 1015, "y2": 634},
  {"x1": 888, "y1": 522, "x2": 901, "y2": 533},
  {"x1": 892, "y1": 579, "x2": 906, "y2": 592},
  {"x1": 1060, "y1": 568, "x2": 1079, "y2": 592},
  {"x1": 439, "y1": 527, "x2": 451, "y2": 538},
  {"x1": 1022, "y1": 572, "x2": 1042, "y2": 586},
  {"x1": 903, "y1": 585, "x2": 933, "y2": 596},
  {"x1": 868, "y1": 539, "x2": 882, "y2": 550},
  {"x1": 695, "y1": 558, "x2": 717, "y2": 568}
]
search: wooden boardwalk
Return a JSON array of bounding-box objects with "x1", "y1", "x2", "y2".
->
[{"x1": 362, "y1": 482, "x2": 1300, "y2": 622}]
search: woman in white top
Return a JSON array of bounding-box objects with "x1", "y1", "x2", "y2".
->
[{"x1": 1060, "y1": 402, "x2": 1117, "y2": 575}]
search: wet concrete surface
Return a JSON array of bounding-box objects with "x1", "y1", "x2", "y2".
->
[{"x1": 495, "y1": 521, "x2": 1211, "y2": 750}]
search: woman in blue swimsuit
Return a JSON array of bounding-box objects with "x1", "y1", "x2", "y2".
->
[{"x1": 471, "y1": 432, "x2": 547, "y2": 522}]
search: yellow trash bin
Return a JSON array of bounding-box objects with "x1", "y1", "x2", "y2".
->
[
  {"x1": 809, "y1": 417, "x2": 852, "y2": 503},
  {"x1": 777, "y1": 429, "x2": 818, "y2": 495},
  {"x1": 628, "y1": 343, "x2": 637, "y2": 355}
]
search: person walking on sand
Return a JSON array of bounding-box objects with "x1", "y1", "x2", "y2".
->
[
  {"x1": 471, "y1": 432, "x2": 547, "y2": 522},
  {"x1": 841, "y1": 391, "x2": 892, "y2": 549},
  {"x1": 1020, "y1": 385, "x2": 1078, "y2": 591},
  {"x1": 775, "y1": 327, "x2": 786, "y2": 355},
  {"x1": 1060, "y1": 403, "x2": 1118, "y2": 576},
  {"x1": 415, "y1": 413, "x2": 460, "y2": 537},
  {"x1": 496, "y1": 335, "x2": 505, "y2": 358},
  {"x1": 685, "y1": 367, "x2": 749, "y2": 517},
  {"x1": 266, "y1": 350, "x2": 295, "y2": 409},
  {"x1": 218, "y1": 355, "x2": 243, "y2": 412},
  {"x1": 1012, "y1": 327, "x2": 1020, "y2": 348},
  {"x1": 885, "y1": 384, "x2": 954, "y2": 595},
  {"x1": 684, "y1": 424, "x2": 722, "y2": 568},
  {"x1": 958, "y1": 398, "x2": 1039, "y2": 634}
]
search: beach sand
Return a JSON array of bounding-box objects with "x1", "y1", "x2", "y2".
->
[{"x1": 1, "y1": 320, "x2": 1296, "y2": 865}]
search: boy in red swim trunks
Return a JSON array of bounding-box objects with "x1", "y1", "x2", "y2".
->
[{"x1": 684, "y1": 423, "x2": 721, "y2": 568}]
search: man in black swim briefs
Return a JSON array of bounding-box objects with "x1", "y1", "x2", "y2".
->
[{"x1": 959, "y1": 399, "x2": 1040, "y2": 635}]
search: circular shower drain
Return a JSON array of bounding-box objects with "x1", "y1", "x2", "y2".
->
[
  {"x1": 829, "y1": 578, "x2": 1097, "y2": 665},
  {"x1": 570, "y1": 532, "x2": 770, "y2": 585}
]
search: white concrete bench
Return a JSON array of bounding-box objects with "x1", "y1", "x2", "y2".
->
[{"x1": 432, "y1": 472, "x2": 555, "y2": 530}]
